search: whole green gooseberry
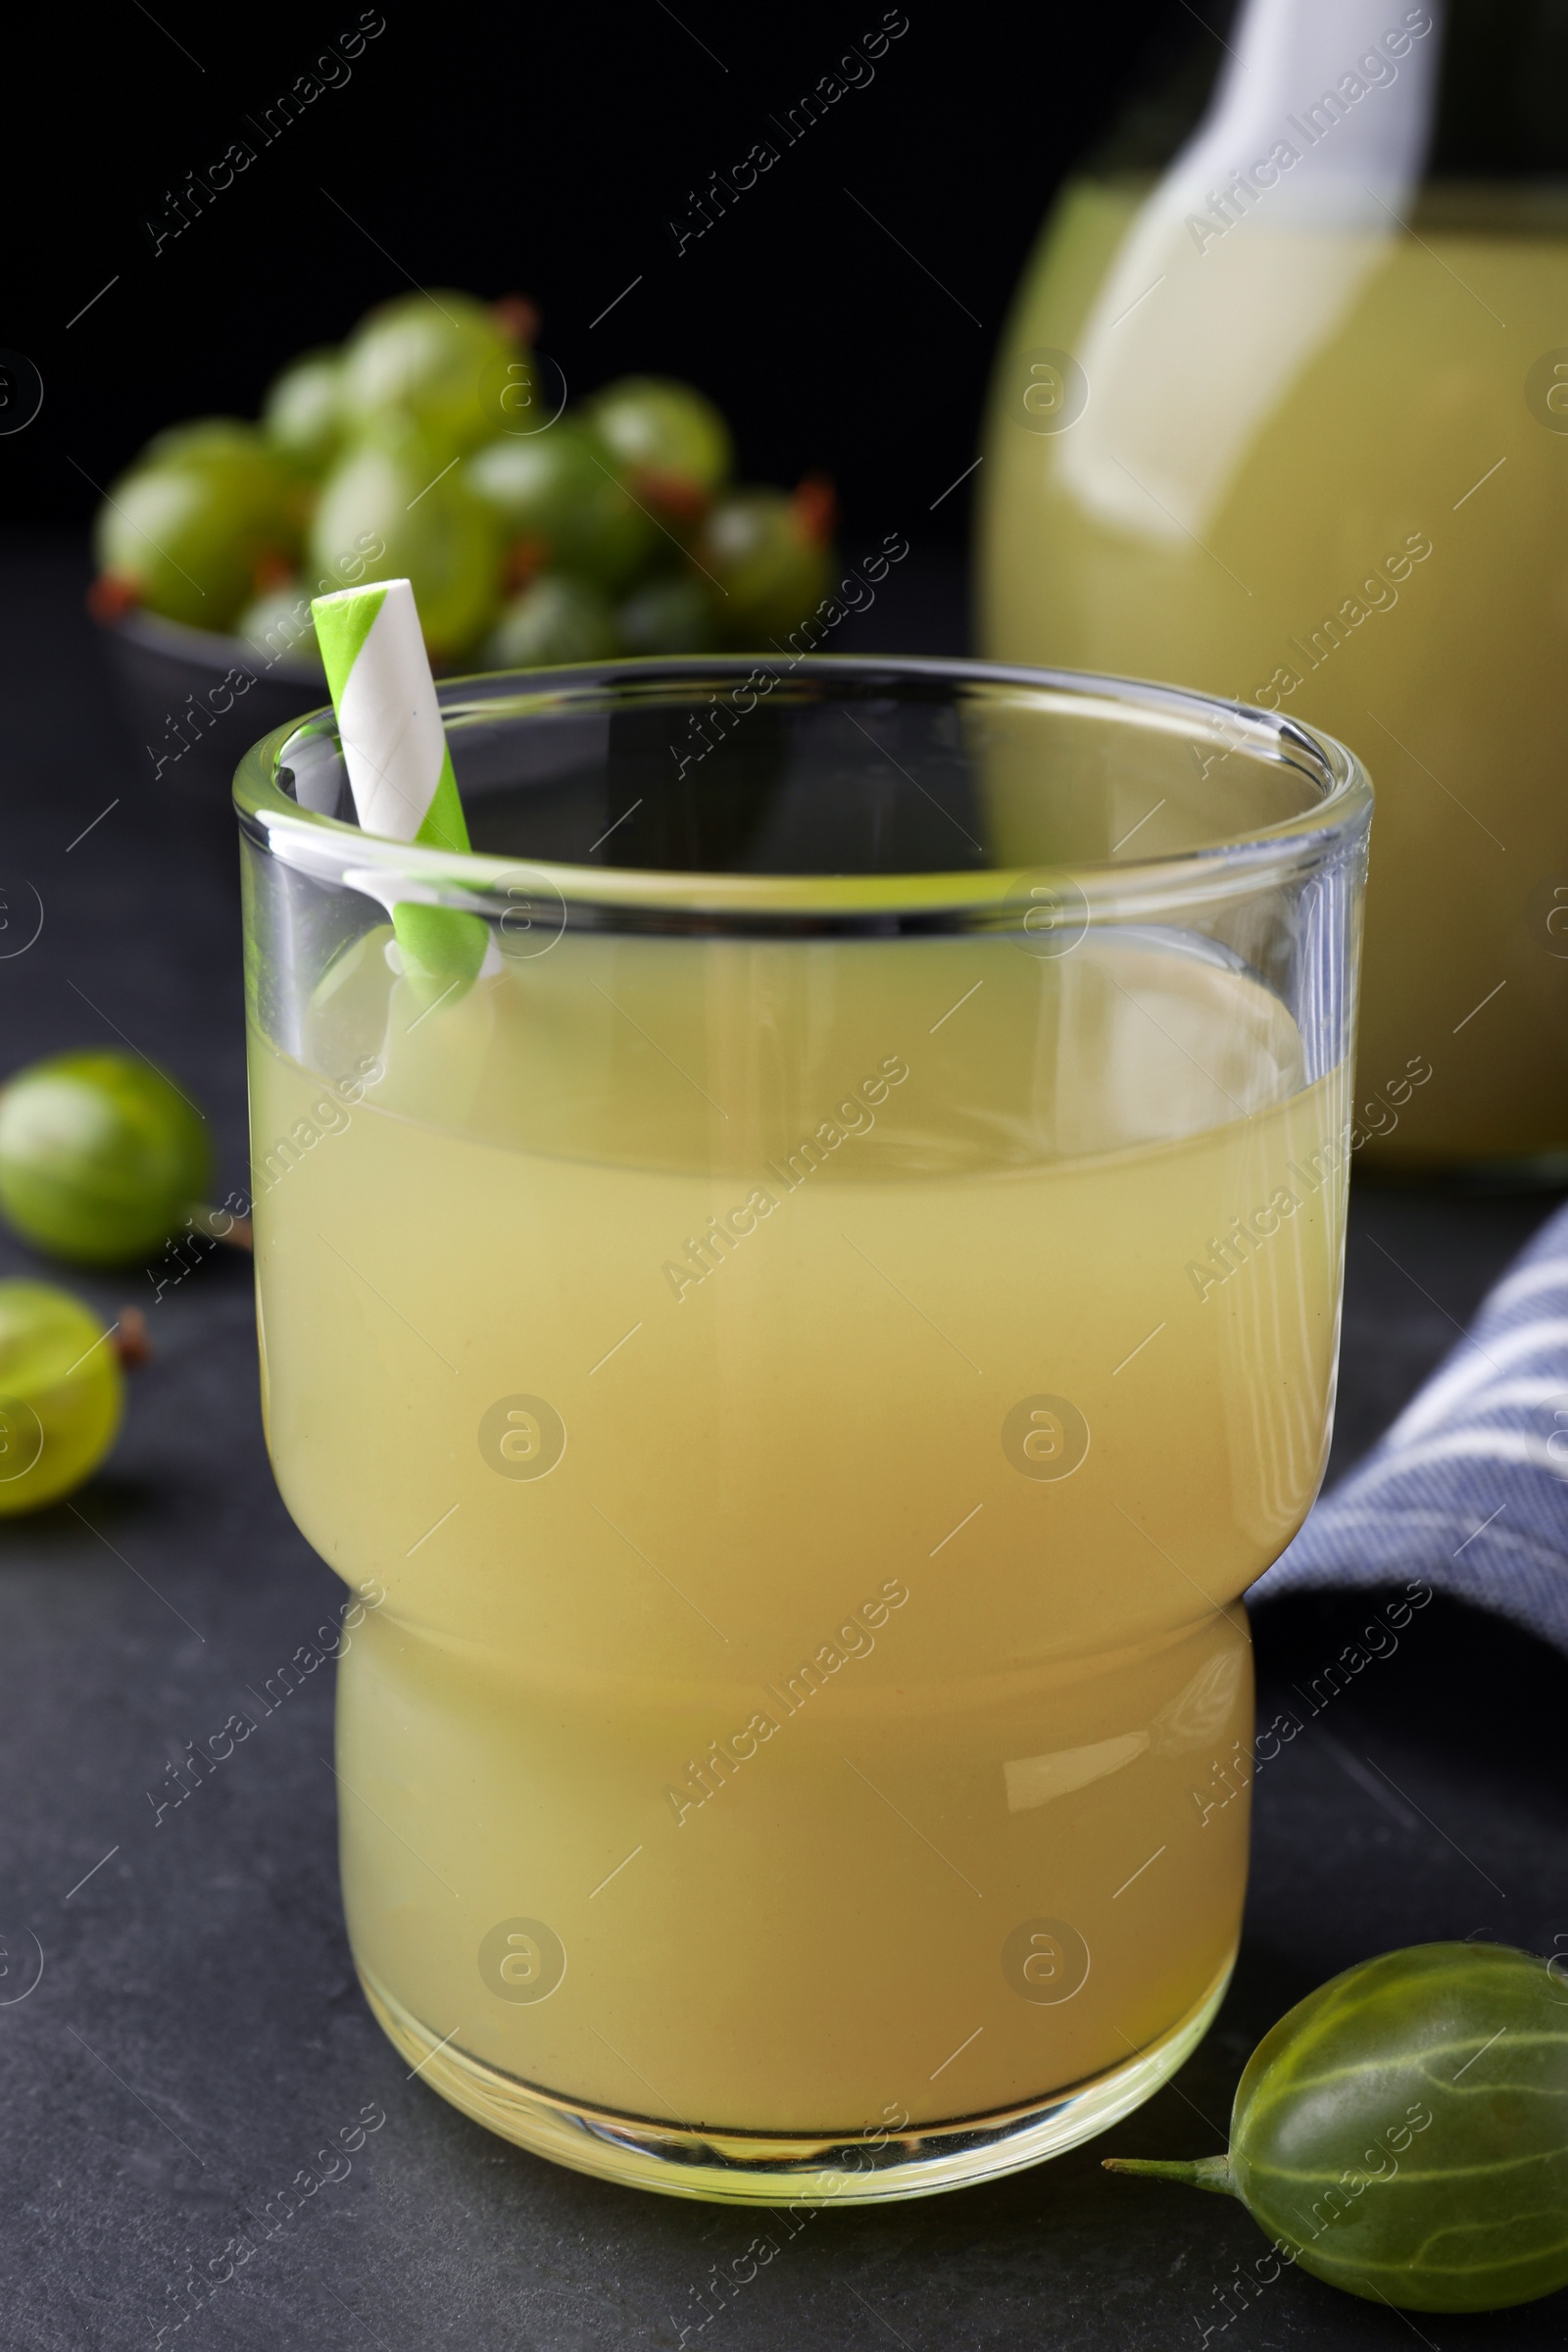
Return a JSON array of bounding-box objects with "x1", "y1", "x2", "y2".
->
[
  {"x1": 0, "y1": 1281, "x2": 123, "y2": 1516},
  {"x1": 479, "y1": 574, "x2": 620, "y2": 669},
  {"x1": 0, "y1": 1052, "x2": 212, "y2": 1265},
  {"x1": 584, "y1": 376, "x2": 733, "y2": 514},
  {"x1": 466, "y1": 420, "x2": 655, "y2": 589},
  {"x1": 616, "y1": 569, "x2": 721, "y2": 655},
  {"x1": 262, "y1": 349, "x2": 344, "y2": 476},
  {"x1": 1105, "y1": 1941, "x2": 1568, "y2": 2313},
  {"x1": 338, "y1": 290, "x2": 521, "y2": 455},
  {"x1": 235, "y1": 582, "x2": 324, "y2": 673},
  {"x1": 696, "y1": 486, "x2": 835, "y2": 647},
  {"x1": 310, "y1": 423, "x2": 503, "y2": 662},
  {"x1": 142, "y1": 416, "x2": 282, "y2": 477},
  {"x1": 92, "y1": 425, "x2": 304, "y2": 631}
]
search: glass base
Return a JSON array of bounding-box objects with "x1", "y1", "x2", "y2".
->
[{"x1": 358, "y1": 1950, "x2": 1236, "y2": 2205}]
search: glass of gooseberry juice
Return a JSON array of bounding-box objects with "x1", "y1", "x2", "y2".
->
[
  {"x1": 236, "y1": 658, "x2": 1369, "y2": 2202},
  {"x1": 979, "y1": 1, "x2": 1568, "y2": 1176}
]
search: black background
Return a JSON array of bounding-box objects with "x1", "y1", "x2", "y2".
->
[{"x1": 4, "y1": 0, "x2": 1199, "y2": 544}]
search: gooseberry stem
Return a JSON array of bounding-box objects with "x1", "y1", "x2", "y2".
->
[
  {"x1": 1102, "y1": 2154, "x2": 1236, "y2": 2196},
  {"x1": 113, "y1": 1306, "x2": 154, "y2": 1369},
  {"x1": 86, "y1": 575, "x2": 139, "y2": 622},
  {"x1": 187, "y1": 1202, "x2": 253, "y2": 1252},
  {"x1": 793, "y1": 471, "x2": 837, "y2": 547},
  {"x1": 491, "y1": 293, "x2": 539, "y2": 345}
]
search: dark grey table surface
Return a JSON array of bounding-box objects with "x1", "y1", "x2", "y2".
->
[{"x1": 2, "y1": 536, "x2": 1564, "y2": 2352}]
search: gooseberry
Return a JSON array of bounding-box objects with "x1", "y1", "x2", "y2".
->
[
  {"x1": 310, "y1": 423, "x2": 503, "y2": 662},
  {"x1": 697, "y1": 484, "x2": 834, "y2": 646},
  {"x1": 92, "y1": 431, "x2": 303, "y2": 632},
  {"x1": 616, "y1": 570, "x2": 721, "y2": 656},
  {"x1": 467, "y1": 420, "x2": 655, "y2": 589},
  {"x1": 338, "y1": 290, "x2": 522, "y2": 455},
  {"x1": 584, "y1": 376, "x2": 733, "y2": 518},
  {"x1": 0, "y1": 1051, "x2": 213, "y2": 1266},
  {"x1": 0, "y1": 1281, "x2": 124, "y2": 1516},
  {"x1": 236, "y1": 582, "x2": 323, "y2": 673},
  {"x1": 1105, "y1": 1940, "x2": 1568, "y2": 2312},
  {"x1": 480, "y1": 575, "x2": 620, "y2": 669},
  {"x1": 263, "y1": 349, "x2": 344, "y2": 477}
]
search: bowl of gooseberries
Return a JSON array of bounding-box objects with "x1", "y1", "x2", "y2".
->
[{"x1": 91, "y1": 289, "x2": 838, "y2": 818}]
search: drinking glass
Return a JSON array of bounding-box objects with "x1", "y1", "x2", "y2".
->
[{"x1": 235, "y1": 656, "x2": 1370, "y2": 2202}]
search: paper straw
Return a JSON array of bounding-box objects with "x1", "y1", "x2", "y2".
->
[{"x1": 312, "y1": 578, "x2": 495, "y2": 994}]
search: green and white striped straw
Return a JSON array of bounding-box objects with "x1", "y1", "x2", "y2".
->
[{"x1": 312, "y1": 578, "x2": 496, "y2": 995}]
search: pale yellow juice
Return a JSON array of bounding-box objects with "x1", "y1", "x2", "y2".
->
[
  {"x1": 981, "y1": 186, "x2": 1568, "y2": 1168},
  {"x1": 251, "y1": 923, "x2": 1346, "y2": 2134}
]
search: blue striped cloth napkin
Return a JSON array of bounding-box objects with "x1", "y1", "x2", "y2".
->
[{"x1": 1254, "y1": 1200, "x2": 1568, "y2": 1652}]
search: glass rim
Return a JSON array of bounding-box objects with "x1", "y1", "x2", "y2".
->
[{"x1": 232, "y1": 654, "x2": 1373, "y2": 932}]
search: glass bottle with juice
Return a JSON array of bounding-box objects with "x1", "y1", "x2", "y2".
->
[{"x1": 980, "y1": 0, "x2": 1568, "y2": 1173}]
